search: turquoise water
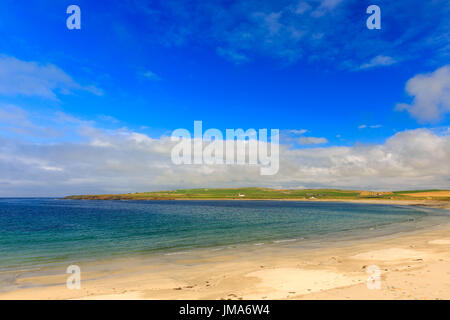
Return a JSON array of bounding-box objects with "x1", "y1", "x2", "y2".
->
[{"x1": 0, "y1": 198, "x2": 449, "y2": 272}]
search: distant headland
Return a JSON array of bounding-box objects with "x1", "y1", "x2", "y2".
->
[{"x1": 64, "y1": 188, "x2": 450, "y2": 203}]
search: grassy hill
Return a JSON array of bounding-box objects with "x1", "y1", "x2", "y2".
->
[{"x1": 64, "y1": 187, "x2": 450, "y2": 201}]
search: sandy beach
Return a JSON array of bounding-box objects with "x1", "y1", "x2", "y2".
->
[{"x1": 1, "y1": 200, "x2": 449, "y2": 300}]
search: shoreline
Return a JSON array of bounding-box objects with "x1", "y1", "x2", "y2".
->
[
  {"x1": 1, "y1": 203, "x2": 450, "y2": 300},
  {"x1": 172, "y1": 198, "x2": 450, "y2": 209},
  {"x1": 63, "y1": 196, "x2": 450, "y2": 210}
]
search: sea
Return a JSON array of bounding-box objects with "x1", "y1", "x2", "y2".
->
[{"x1": 1, "y1": 198, "x2": 449, "y2": 276}]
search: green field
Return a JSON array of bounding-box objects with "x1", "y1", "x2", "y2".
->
[{"x1": 64, "y1": 187, "x2": 450, "y2": 201}]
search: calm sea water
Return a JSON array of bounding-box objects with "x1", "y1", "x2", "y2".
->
[{"x1": 0, "y1": 198, "x2": 449, "y2": 272}]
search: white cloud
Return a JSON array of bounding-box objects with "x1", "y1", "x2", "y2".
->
[
  {"x1": 131, "y1": 1, "x2": 449, "y2": 68},
  {"x1": 293, "y1": 2, "x2": 311, "y2": 15},
  {"x1": 396, "y1": 65, "x2": 450, "y2": 123},
  {"x1": 297, "y1": 136, "x2": 328, "y2": 145},
  {"x1": 0, "y1": 106, "x2": 449, "y2": 196},
  {"x1": 311, "y1": 0, "x2": 344, "y2": 17},
  {"x1": 358, "y1": 124, "x2": 383, "y2": 129},
  {"x1": 98, "y1": 115, "x2": 120, "y2": 123},
  {"x1": 0, "y1": 55, "x2": 102, "y2": 99},
  {"x1": 0, "y1": 104, "x2": 63, "y2": 139},
  {"x1": 359, "y1": 55, "x2": 397, "y2": 70},
  {"x1": 288, "y1": 129, "x2": 308, "y2": 135},
  {"x1": 216, "y1": 48, "x2": 249, "y2": 64},
  {"x1": 142, "y1": 70, "x2": 162, "y2": 81}
]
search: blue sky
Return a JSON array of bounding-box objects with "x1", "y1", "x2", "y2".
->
[{"x1": 0, "y1": 0, "x2": 449, "y2": 195}]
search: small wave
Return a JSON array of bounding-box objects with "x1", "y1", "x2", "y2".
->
[
  {"x1": 254, "y1": 243, "x2": 265, "y2": 246},
  {"x1": 165, "y1": 251, "x2": 192, "y2": 256},
  {"x1": 274, "y1": 238, "x2": 297, "y2": 243}
]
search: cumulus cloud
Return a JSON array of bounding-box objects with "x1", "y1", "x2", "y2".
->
[
  {"x1": 396, "y1": 65, "x2": 450, "y2": 123},
  {"x1": 0, "y1": 55, "x2": 102, "y2": 99},
  {"x1": 297, "y1": 136, "x2": 328, "y2": 145},
  {"x1": 0, "y1": 106, "x2": 449, "y2": 196}
]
